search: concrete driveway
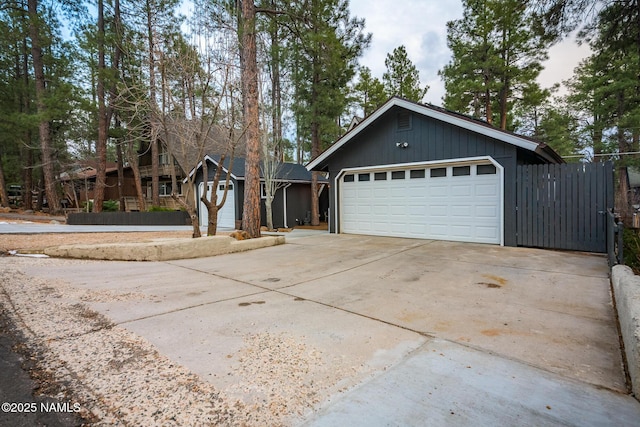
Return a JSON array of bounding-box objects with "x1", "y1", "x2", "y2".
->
[{"x1": 21, "y1": 233, "x2": 640, "y2": 425}]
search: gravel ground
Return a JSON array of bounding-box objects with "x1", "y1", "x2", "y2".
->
[{"x1": 0, "y1": 256, "x2": 349, "y2": 426}]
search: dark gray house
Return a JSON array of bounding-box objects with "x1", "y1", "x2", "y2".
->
[
  {"x1": 188, "y1": 155, "x2": 329, "y2": 229},
  {"x1": 306, "y1": 97, "x2": 563, "y2": 247}
]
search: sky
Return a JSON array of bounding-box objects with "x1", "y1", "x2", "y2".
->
[{"x1": 349, "y1": 0, "x2": 592, "y2": 106}]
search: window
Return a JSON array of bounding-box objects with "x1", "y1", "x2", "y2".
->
[
  {"x1": 410, "y1": 169, "x2": 426, "y2": 179},
  {"x1": 374, "y1": 172, "x2": 387, "y2": 181},
  {"x1": 159, "y1": 149, "x2": 170, "y2": 166},
  {"x1": 430, "y1": 168, "x2": 446, "y2": 178},
  {"x1": 344, "y1": 174, "x2": 355, "y2": 182},
  {"x1": 160, "y1": 181, "x2": 181, "y2": 196},
  {"x1": 391, "y1": 171, "x2": 405, "y2": 180},
  {"x1": 358, "y1": 173, "x2": 370, "y2": 182},
  {"x1": 477, "y1": 164, "x2": 497, "y2": 175},
  {"x1": 453, "y1": 166, "x2": 471, "y2": 176}
]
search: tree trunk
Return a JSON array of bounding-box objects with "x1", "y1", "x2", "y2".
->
[
  {"x1": 21, "y1": 36, "x2": 33, "y2": 210},
  {"x1": 28, "y1": 0, "x2": 60, "y2": 214},
  {"x1": 113, "y1": 0, "x2": 124, "y2": 211},
  {"x1": 0, "y1": 153, "x2": 9, "y2": 207},
  {"x1": 94, "y1": 0, "x2": 107, "y2": 212},
  {"x1": 22, "y1": 142, "x2": 33, "y2": 210},
  {"x1": 265, "y1": 196, "x2": 274, "y2": 231},
  {"x1": 116, "y1": 137, "x2": 125, "y2": 211},
  {"x1": 172, "y1": 193, "x2": 201, "y2": 238},
  {"x1": 307, "y1": 41, "x2": 321, "y2": 227},
  {"x1": 240, "y1": 0, "x2": 261, "y2": 238},
  {"x1": 270, "y1": 11, "x2": 283, "y2": 162},
  {"x1": 146, "y1": 0, "x2": 160, "y2": 207},
  {"x1": 127, "y1": 145, "x2": 146, "y2": 212}
]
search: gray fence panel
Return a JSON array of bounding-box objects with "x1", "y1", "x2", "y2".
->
[{"x1": 515, "y1": 162, "x2": 614, "y2": 253}]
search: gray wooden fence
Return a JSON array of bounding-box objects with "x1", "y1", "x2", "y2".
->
[{"x1": 515, "y1": 162, "x2": 614, "y2": 253}]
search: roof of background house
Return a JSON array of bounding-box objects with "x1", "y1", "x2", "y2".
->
[{"x1": 187, "y1": 155, "x2": 327, "y2": 183}]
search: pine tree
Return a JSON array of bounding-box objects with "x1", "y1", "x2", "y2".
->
[
  {"x1": 440, "y1": 0, "x2": 550, "y2": 130},
  {"x1": 352, "y1": 66, "x2": 387, "y2": 116},
  {"x1": 382, "y1": 45, "x2": 428, "y2": 102},
  {"x1": 288, "y1": 0, "x2": 370, "y2": 225}
]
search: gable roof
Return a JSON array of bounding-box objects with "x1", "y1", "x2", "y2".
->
[
  {"x1": 306, "y1": 97, "x2": 563, "y2": 171},
  {"x1": 186, "y1": 154, "x2": 327, "y2": 183}
]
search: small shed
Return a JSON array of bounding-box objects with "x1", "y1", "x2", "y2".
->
[
  {"x1": 189, "y1": 155, "x2": 329, "y2": 229},
  {"x1": 307, "y1": 97, "x2": 563, "y2": 247}
]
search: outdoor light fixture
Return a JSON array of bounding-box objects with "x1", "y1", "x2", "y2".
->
[{"x1": 396, "y1": 142, "x2": 409, "y2": 148}]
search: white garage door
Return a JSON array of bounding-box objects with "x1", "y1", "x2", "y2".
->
[
  {"x1": 340, "y1": 162, "x2": 502, "y2": 244},
  {"x1": 199, "y1": 182, "x2": 235, "y2": 228}
]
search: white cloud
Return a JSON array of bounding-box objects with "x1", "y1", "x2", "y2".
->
[{"x1": 349, "y1": 0, "x2": 590, "y2": 106}]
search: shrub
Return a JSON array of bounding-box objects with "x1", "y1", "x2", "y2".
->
[
  {"x1": 147, "y1": 205, "x2": 174, "y2": 212},
  {"x1": 81, "y1": 200, "x2": 93, "y2": 212},
  {"x1": 623, "y1": 228, "x2": 640, "y2": 274},
  {"x1": 103, "y1": 200, "x2": 119, "y2": 212}
]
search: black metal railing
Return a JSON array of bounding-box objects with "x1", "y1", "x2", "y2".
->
[{"x1": 607, "y1": 209, "x2": 624, "y2": 267}]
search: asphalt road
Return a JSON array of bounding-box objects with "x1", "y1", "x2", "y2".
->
[{"x1": 0, "y1": 309, "x2": 86, "y2": 427}]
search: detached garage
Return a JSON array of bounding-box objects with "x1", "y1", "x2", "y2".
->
[{"x1": 307, "y1": 97, "x2": 563, "y2": 247}]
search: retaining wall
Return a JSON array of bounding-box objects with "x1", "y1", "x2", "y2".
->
[
  {"x1": 43, "y1": 235, "x2": 285, "y2": 261},
  {"x1": 611, "y1": 265, "x2": 640, "y2": 399}
]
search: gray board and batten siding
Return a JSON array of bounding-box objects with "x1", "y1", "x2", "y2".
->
[{"x1": 315, "y1": 104, "x2": 546, "y2": 247}]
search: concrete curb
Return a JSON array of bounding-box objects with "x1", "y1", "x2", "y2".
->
[
  {"x1": 611, "y1": 265, "x2": 640, "y2": 399},
  {"x1": 43, "y1": 235, "x2": 286, "y2": 261}
]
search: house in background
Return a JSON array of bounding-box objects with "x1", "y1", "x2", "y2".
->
[
  {"x1": 188, "y1": 155, "x2": 329, "y2": 229},
  {"x1": 307, "y1": 96, "x2": 564, "y2": 247}
]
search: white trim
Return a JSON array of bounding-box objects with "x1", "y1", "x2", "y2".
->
[
  {"x1": 334, "y1": 156, "x2": 504, "y2": 246},
  {"x1": 282, "y1": 183, "x2": 292, "y2": 228},
  {"x1": 307, "y1": 97, "x2": 539, "y2": 171}
]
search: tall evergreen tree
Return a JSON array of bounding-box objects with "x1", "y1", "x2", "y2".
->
[
  {"x1": 352, "y1": 66, "x2": 387, "y2": 117},
  {"x1": 382, "y1": 45, "x2": 428, "y2": 102},
  {"x1": 288, "y1": 0, "x2": 370, "y2": 225},
  {"x1": 440, "y1": 0, "x2": 550, "y2": 130}
]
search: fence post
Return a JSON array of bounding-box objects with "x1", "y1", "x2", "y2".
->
[
  {"x1": 617, "y1": 221, "x2": 624, "y2": 265},
  {"x1": 607, "y1": 209, "x2": 624, "y2": 267}
]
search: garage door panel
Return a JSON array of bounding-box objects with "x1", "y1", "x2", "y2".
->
[
  {"x1": 372, "y1": 204, "x2": 389, "y2": 215},
  {"x1": 340, "y1": 162, "x2": 501, "y2": 244},
  {"x1": 429, "y1": 224, "x2": 449, "y2": 237},
  {"x1": 389, "y1": 222, "x2": 408, "y2": 233},
  {"x1": 476, "y1": 183, "x2": 498, "y2": 197},
  {"x1": 476, "y1": 226, "x2": 499, "y2": 239},
  {"x1": 450, "y1": 224, "x2": 473, "y2": 237},
  {"x1": 357, "y1": 205, "x2": 371, "y2": 215},
  {"x1": 429, "y1": 205, "x2": 448, "y2": 217},
  {"x1": 407, "y1": 205, "x2": 425, "y2": 215},
  {"x1": 430, "y1": 185, "x2": 448, "y2": 197},
  {"x1": 476, "y1": 205, "x2": 498, "y2": 218},
  {"x1": 451, "y1": 185, "x2": 472, "y2": 197},
  {"x1": 450, "y1": 204, "x2": 473, "y2": 218}
]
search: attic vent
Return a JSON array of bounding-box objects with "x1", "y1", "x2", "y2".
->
[{"x1": 397, "y1": 111, "x2": 411, "y2": 130}]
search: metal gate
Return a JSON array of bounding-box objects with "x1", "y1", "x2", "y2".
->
[{"x1": 515, "y1": 162, "x2": 614, "y2": 253}]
